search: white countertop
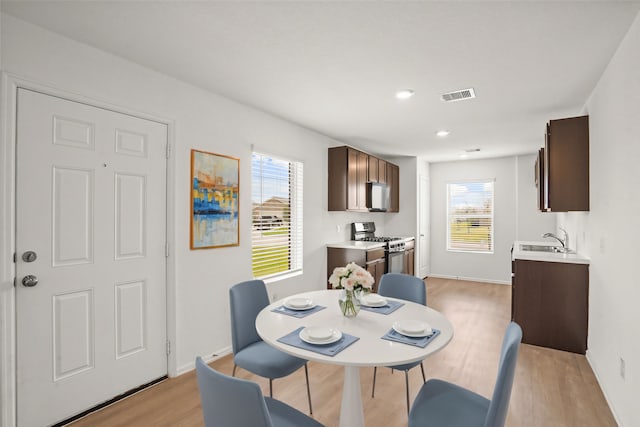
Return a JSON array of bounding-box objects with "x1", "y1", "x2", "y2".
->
[
  {"x1": 326, "y1": 237, "x2": 415, "y2": 250},
  {"x1": 326, "y1": 241, "x2": 386, "y2": 250},
  {"x1": 512, "y1": 241, "x2": 590, "y2": 265}
]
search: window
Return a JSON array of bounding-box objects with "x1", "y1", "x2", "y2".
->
[
  {"x1": 446, "y1": 180, "x2": 494, "y2": 253},
  {"x1": 251, "y1": 152, "x2": 303, "y2": 279}
]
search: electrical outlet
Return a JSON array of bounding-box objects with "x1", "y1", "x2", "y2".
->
[{"x1": 620, "y1": 357, "x2": 626, "y2": 380}]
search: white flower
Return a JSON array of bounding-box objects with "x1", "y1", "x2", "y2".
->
[{"x1": 330, "y1": 263, "x2": 375, "y2": 292}]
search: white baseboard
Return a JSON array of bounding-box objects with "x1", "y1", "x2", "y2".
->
[
  {"x1": 427, "y1": 273, "x2": 511, "y2": 285},
  {"x1": 175, "y1": 346, "x2": 232, "y2": 377},
  {"x1": 585, "y1": 350, "x2": 624, "y2": 427}
]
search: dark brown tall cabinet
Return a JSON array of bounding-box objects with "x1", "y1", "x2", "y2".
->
[
  {"x1": 537, "y1": 115, "x2": 589, "y2": 212},
  {"x1": 328, "y1": 146, "x2": 399, "y2": 212}
]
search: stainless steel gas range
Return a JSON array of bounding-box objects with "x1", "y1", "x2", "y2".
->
[{"x1": 351, "y1": 222, "x2": 408, "y2": 274}]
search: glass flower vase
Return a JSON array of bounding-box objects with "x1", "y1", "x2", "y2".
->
[{"x1": 338, "y1": 289, "x2": 361, "y2": 318}]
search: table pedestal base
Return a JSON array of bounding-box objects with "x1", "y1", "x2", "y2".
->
[{"x1": 339, "y1": 366, "x2": 364, "y2": 427}]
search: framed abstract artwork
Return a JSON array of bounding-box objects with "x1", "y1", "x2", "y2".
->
[{"x1": 190, "y1": 149, "x2": 239, "y2": 249}]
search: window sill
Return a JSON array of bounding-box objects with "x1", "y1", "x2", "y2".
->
[{"x1": 261, "y1": 269, "x2": 303, "y2": 284}]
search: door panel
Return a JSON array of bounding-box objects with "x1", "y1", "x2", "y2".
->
[{"x1": 16, "y1": 89, "x2": 168, "y2": 426}]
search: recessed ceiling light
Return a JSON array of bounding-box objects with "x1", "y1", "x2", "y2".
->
[
  {"x1": 395, "y1": 89, "x2": 415, "y2": 100},
  {"x1": 436, "y1": 130, "x2": 450, "y2": 137}
]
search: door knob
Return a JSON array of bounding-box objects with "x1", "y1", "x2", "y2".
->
[{"x1": 22, "y1": 275, "x2": 38, "y2": 287}]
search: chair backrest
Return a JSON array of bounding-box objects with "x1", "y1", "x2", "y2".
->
[
  {"x1": 484, "y1": 322, "x2": 523, "y2": 427},
  {"x1": 195, "y1": 356, "x2": 272, "y2": 427},
  {"x1": 229, "y1": 280, "x2": 270, "y2": 354},
  {"x1": 378, "y1": 273, "x2": 426, "y2": 305}
]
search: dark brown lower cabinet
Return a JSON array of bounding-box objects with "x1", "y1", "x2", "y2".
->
[
  {"x1": 327, "y1": 247, "x2": 386, "y2": 292},
  {"x1": 512, "y1": 259, "x2": 588, "y2": 354}
]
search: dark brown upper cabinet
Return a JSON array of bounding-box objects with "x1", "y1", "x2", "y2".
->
[
  {"x1": 539, "y1": 115, "x2": 589, "y2": 212},
  {"x1": 386, "y1": 162, "x2": 399, "y2": 213},
  {"x1": 328, "y1": 146, "x2": 399, "y2": 212}
]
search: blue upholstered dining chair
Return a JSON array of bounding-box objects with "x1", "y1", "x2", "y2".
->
[
  {"x1": 195, "y1": 357, "x2": 324, "y2": 427},
  {"x1": 371, "y1": 272, "x2": 428, "y2": 414},
  {"x1": 229, "y1": 280, "x2": 313, "y2": 414},
  {"x1": 408, "y1": 322, "x2": 523, "y2": 427}
]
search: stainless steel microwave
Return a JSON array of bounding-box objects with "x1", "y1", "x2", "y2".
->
[{"x1": 366, "y1": 182, "x2": 389, "y2": 212}]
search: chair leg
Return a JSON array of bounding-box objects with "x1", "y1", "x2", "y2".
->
[
  {"x1": 304, "y1": 364, "x2": 313, "y2": 415},
  {"x1": 232, "y1": 364, "x2": 237, "y2": 377},
  {"x1": 371, "y1": 367, "x2": 378, "y2": 398},
  {"x1": 269, "y1": 378, "x2": 273, "y2": 397},
  {"x1": 404, "y1": 370, "x2": 410, "y2": 415},
  {"x1": 420, "y1": 362, "x2": 426, "y2": 383}
]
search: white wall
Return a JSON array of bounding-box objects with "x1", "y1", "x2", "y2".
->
[
  {"x1": 384, "y1": 156, "x2": 419, "y2": 237},
  {"x1": 562, "y1": 11, "x2": 640, "y2": 427},
  {"x1": 516, "y1": 154, "x2": 557, "y2": 242},
  {"x1": 430, "y1": 155, "x2": 555, "y2": 284},
  {"x1": 0, "y1": 14, "x2": 343, "y2": 380}
]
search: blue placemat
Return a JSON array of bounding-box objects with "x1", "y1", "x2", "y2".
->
[
  {"x1": 277, "y1": 326, "x2": 360, "y2": 357},
  {"x1": 381, "y1": 328, "x2": 441, "y2": 348},
  {"x1": 359, "y1": 299, "x2": 405, "y2": 315},
  {"x1": 271, "y1": 305, "x2": 326, "y2": 318}
]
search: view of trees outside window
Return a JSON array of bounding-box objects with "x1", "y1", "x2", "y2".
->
[
  {"x1": 251, "y1": 153, "x2": 303, "y2": 278},
  {"x1": 447, "y1": 181, "x2": 494, "y2": 252}
]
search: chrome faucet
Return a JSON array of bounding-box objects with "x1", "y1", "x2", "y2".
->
[{"x1": 542, "y1": 227, "x2": 569, "y2": 250}]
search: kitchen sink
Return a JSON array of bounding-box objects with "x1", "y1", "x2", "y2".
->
[{"x1": 520, "y1": 244, "x2": 563, "y2": 253}]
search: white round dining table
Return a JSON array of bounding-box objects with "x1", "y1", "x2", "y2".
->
[{"x1": 256, "y1": 289, "x2": 454, "y2": 427}]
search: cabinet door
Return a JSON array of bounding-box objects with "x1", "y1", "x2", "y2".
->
[
  {"x1": 366, "y1": 260, "x2": 384, "y2": 293},
  {"x1": 368, "y1": 155, "x2": 378, "y2": 182},
  {"x1": 328, "y1": 146, "x2": 348, "y2": 211},
  {"x1": 356, "y1": 151, "x2": 368, "y2": 210},
  {"x1": 378, "y1": 160, "x2": 387, "y2": 184},
  {"x1": 513, "y1": 259, "x2": 588, "y2": 354},
  {"x1": 404, "y1": 248, "x2": 415, "y2": 276},
  {"x1": 545, "y1": 115, "x2": 589, "y2": 211},
  {"x1": 387, "y1": 163, "x2": 399, "y2": 212},
  {"x1": 536, "y1": 148, "x2": 547, "y2": 211},
  {"x1": 347, "y1": 149, "x2": 359, "y2": 211}
]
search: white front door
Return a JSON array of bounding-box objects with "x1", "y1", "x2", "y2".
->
[{"x1": 15, "y1": 89, "x2": 168, "y2": 426}]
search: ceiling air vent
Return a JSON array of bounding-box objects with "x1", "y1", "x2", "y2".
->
[{"x1": 441, "y1": 87, "x2": 476, "y2": 102}]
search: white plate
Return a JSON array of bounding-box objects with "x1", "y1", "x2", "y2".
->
[
  {"x1": 360, "y1": 294, "x2": 388, "y2": 307},
  {"x1": 299, "y1": 327, "x2": 342, "y2": 345},
  {"x1": 284, "y1": 297, "x2": 315, "y2": 310},
  {"x1": 393, "y1": 320, "x2": 433, "y2": 337}
]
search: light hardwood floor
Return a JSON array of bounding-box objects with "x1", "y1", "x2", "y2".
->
[{"x1": 69, "y1": 277, "x2": 616, "y2": 427}]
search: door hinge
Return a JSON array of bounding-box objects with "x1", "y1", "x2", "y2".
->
[
  {"x1": 13, "y1": 277, "x2": 17, "y2": 287},
  {"x1": 166, "y1": 143, "x2": 171, "y2": 159},
  {"x1": 165, "y1": 242, "x2": 170, "y2": 258},
  {"x1": 166, "y1": 340, "x2": 171, "y2": 356},
  {"x1": 13, "y1": 252, "x2": 17, "y2": 263}
]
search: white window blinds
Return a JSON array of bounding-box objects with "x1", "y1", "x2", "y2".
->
[
  {"x1": 446, "y1": 180, "x2": 494, "y2": 253},
  {"x1": 251, "y1": 152, "x2": 303, "y2": 279}
]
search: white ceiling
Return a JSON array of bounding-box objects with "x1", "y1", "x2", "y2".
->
[{"x1": 3, "y1": 1, "x2": 640, "y2": 162}]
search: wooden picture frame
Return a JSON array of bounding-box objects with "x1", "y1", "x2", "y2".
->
[{"x1": 190, "y1": 149, "x2": 239, "y2": 249}]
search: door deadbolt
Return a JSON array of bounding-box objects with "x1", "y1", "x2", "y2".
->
[
  {"x1": 22, "y1": 275, "x2": 38, "y2": 287},
  {"x1": 22, "y1": 251, "x2": 37, "y2": 263}
]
